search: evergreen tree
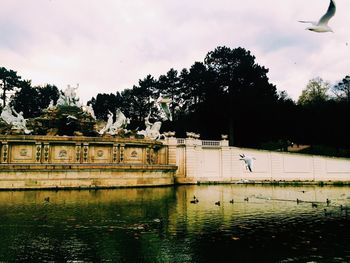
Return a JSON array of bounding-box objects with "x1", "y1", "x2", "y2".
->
[
  {"x1": 204, "y1": 46, "x2": 278, "y2": 146},
  {"x1": 0, "y1": 67, "x2": 22, "y2": 107}
]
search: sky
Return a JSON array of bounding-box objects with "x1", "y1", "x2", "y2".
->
[{"x1": 1, "y1": 0, "x2": 349, "y2": 104}]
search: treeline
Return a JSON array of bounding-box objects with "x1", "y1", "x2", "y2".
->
[
  {"x1": 88, "y1": 46, "x2": 281, "y2": 147},
  {"x1": 1, "y1": 46, "x2": 350, "y2": 155}
]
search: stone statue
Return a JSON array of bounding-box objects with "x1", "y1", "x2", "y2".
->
[
  {"x1": 0, "y1": 104, "x2": 15, "y2": 124},
  {"x1": 107, "y1": 108, "x2": 130, "y2": 135},
  {"x1": 56, "y1": 93, "x2": 65, "y2": 106},
  {"x1": 156, "y1": 94, "x2": 172, "y2": 121},
  {"x1": 83, "y1": 104, "x2": 96, "y2": 120},
  {"x1": 147, "y1": 121, "x2": 162, "y2": 140},
  {"x1": 137, "y1": 110, "x2": 163, "y2": 140},
  {"x1": 57, "y1": 84, "x2": 80, "y2": 107},
  {"x1": 163, "y1": 131, "x2": 176, "y2": 137},
  {"x1": 98, "y1": 109, "x2": 130, "y2": 135},
  {"x1": 47, "y1": 100, "x2": 55, "y2": 110},
  {"x1": 186, "y1": 132, "x2": 200, "y2": 139},
  {"x1": 0, "y1": 104, "x2": 32, "y2": 134},
  {"x1": 98, "y1": 110, "x2": 114, "y2": 135}
]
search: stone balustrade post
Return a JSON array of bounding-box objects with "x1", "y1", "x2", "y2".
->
[
  {"x1": 167, "y1": 137, "x2": 177, "y2": 166},
  {"x1": 185, "y1": 138, "x2": 197, "y2": 180},
  {"x1": 112, "y1": 143, "x2": 119, "y2": 163},
  {"x1": 75, "y1": 143, "x2": 82, "y2": 163},
  {"x1": 119, "y1": 144, "x2": 125, "y2": 163},
  {"x1": 36, "y1": 142, "x2": 43, "y2": 163},
  {"x1": 220, "y1": 139, "x2": 231, "y2": 179},
  {"x1": 83, "y1": 143, "x2": 89, "y2": 163},
  {"x1": 42, "y1": 142, "x2": 50, "y2": 163},
  {"x1": 146, "y1": 145, "x2": 152, "y2": 164}
]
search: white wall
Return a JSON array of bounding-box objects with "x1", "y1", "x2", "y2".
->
[{"x1": 169, "y1": 138, "x2": 350, "y2": 183}]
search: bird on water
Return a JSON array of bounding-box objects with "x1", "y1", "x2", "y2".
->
[{"x1": 190, "y1": 196, "x2": 199, "y2": 204}]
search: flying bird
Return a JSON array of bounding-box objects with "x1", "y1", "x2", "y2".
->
[
  {"x1": 299, "y1": 0, "x2": 336, "y2": 33},
  {"x1": 239, "y1": 154, "x2": 255, "y2": 172}
]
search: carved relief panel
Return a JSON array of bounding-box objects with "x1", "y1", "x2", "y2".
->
[
  {"x1": 10, "y1": 144, "x2": 36, "y2": 163},
  {"x1": 124, "y1": 147, "x2": 144, "y2": 164},
  {"x1": 89, "y1": 145, "x2": 112, "y2": 163},
  {"x1": 51, "y1": 144, "x2": 75, "y2": 163}
]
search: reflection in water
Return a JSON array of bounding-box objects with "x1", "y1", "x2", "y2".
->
[{"x1": 0, "y1": 185, "x2": 349, "y2": 262}]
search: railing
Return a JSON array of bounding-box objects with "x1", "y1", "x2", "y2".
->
[
  {"x1": 201, "y1": 140, "x2": 221, "y2": 147},
  {"x1": 177, "y1": 138, "x2": 186, "y2": 145}
]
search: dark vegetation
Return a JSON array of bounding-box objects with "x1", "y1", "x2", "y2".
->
[{"x1": 1, "y1": 46, "x2": 349, "y2": 157}]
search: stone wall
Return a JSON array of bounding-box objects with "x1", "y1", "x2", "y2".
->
[
  {"x1": 0, "y1": 135, "x2": 176, "y2": 189},
  {"x1": 0, "y1": 135, "x2": 167, "y2": 165},
  {"x1": 168, "y1": 138, "x2": 350, "y2": 184},
  {"x1": 2, "y1": 135, "x2": 350, "y2": 189}
]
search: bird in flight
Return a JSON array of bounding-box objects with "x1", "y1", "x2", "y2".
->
[
  {"x1": 239, "y1": 154, "x2": 255, "y2": 172},
  {"x1": 299, "y1": 0, "x2": 336, "y2": 33}
]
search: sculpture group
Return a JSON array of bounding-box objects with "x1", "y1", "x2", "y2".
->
[
  {"x1": 0, "y1": 85, "x2": 174, "y2": 140},
  {"x1": 98, "y1": 108, "x2": 130, "y2": 135},
  {"x1": 97, "y1": 93, "x2": 172, "y2": 140},
  {"x1": 0, "y1": 104, "x2": 32, "y2": 134}
]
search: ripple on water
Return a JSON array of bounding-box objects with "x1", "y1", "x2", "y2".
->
[{"x1": 0, "y1": 185, "x2": 349, "y2": 262}]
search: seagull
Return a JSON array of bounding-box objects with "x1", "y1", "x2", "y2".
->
[
  {"x1": 299, "y1": 0, "x2": 336, "y2": 33},
  {"x1": 239, "y1": 154, "x2": 255, "y2": 172}
]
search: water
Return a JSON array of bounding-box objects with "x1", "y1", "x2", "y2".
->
[{"x1": 0, "y1": 185, "x2": 349, "y2": 262}]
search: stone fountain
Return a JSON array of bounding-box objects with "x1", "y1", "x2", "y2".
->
[{"x1": 0, "y1": 85, "x2": 177, "y2": 190}]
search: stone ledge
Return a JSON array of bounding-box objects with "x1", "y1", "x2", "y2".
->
[
  {"x1": 0, "y1": 135, "x2": 163, "y2": 145},
  {"x1": 0, "y1": 163, "x2": 177, "y2": 171}
]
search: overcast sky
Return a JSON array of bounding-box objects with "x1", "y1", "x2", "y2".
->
[{"x1": 1, "y1": 0, "x2": 349, "y2": 103}]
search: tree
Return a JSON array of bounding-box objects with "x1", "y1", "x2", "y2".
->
[
  {"x1": 37, "y1": 84, "x2": 60, "y2": 109},
  {"x1": 333, "y1": 75, "x2": 350, "y2": 103},
  {"x1": 11, "y1": 83, "x2": 60, "y2": 118},
  {"x1": 179, "y1": 62, "x2": 214, "y2": 113},
  {"x1": 120, "y1": 75, "x2": 156, "y2": 127},
  {"x1": 0, "y1": 67, "x2": 22, "y2": 107},
  {"x1": 298, "y1": 77, "x2": 330, "y2": 106},
  {"x1": 88, "y1": 93, "x2": 121, "y2": 120},
  {"x1": 11, "y1": 80, "x2": 39, "y2": 118},
  {"x1": 204, "y1": 46, "x2": 278, "y2": 146},
  {"x1": 275, "y1": 91, "x2": 298, "y2": 144}
]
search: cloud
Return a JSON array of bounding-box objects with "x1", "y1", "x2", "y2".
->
[{"x1": 1, "y1": 0, "x2": 349, "y2": 103}]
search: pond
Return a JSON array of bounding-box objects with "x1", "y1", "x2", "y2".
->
[{"x1": 0, "y1": 184, "x2": 349, "y2": 262}]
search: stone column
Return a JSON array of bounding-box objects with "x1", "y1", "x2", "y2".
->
[
  {"x1": 75, "y1": 143, "x2": 82, "y2": 163},
  {"x1": 36, "y1": 142, "x2": 43, "y2": 163},
  {"x1": 119, "y1": 144, "x2": 125, "y2": 163},
  {"x1": 167, "y1": 137, "x2": 177, "y2": 166},
  {"x1": 112, "y1": 143, "x2": 119, "y2": 163},
  {"x1": 146, "y1": 145, "x2": 152, "y2": 164},
  {"x1": 83, "y1": 143, "x2": 89, "y2": 163},
  {"x1": 152, "y1": 146, "x2": 158, "y2": 164},
  {"x1": 220, "y1": 139, "x2": 231, "y2": 179},
  {"x1": 185, "y1": 138, "x2": 197, "y2": 181},
  {"x1": 1, "y1": 142, "x2": 8, "y2": 163},
  {"x1": 42, "y1": 142, "x2": 50, "y2": 163}
]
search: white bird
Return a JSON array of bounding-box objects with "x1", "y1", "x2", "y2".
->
[
  {"x1": 239, "y1": 154, "x2": 255, "y2": 172},
  {"x1": 299, "y1": 0, "x2": 336, "y2": 33}
]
